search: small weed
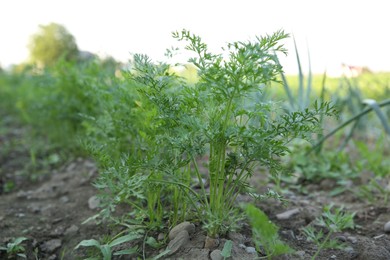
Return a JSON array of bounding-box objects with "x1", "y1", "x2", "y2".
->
[
  {"x1": 302, "y1": 204, "x2": 355, "y2": 259},
  {"x1": 357, "y1": 178, "x2": 390, "y2": 204},
  {"x1": 245, "y1": 204, "x2": 294, "y2": 259},
  {"x1": 0, "y1": 237, "x2": 28, "y2": 259},
  {"x1": 288, "y1": 148, "x2": 358, "y2": 186},
  {"x1": 75, "y1": 232, "x2": 141, "y2": 260},
  {"x1": 355, "y1": 137, "x2": 390, "y2": 178}
]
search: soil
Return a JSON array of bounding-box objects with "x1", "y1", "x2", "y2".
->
[{"x1": 1, "y1": 121, "x2": 390, "y2": 260}]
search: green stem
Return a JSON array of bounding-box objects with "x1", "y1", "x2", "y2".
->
[
  {"x1": 312, "y1": 231, "x2": 333, "y2": 260},
  {"x1": 191, "y1": 156, "x2": 210, "y2": 208},
  {"x1": 149, "y1": 179, "x2": 202, "y2": 217},
  {"x1": 224, "y1": 160, "x2": 252, "y2": 205},
  {"x1": 216, "y1": 142, "x2": 226, "y2": 215},
  {"x1": 214, "y1": 90, "x2": 237, "y2": 215}
]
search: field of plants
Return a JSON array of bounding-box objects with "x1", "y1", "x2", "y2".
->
[{"x1": 1, "y1": 30, "x2": 390, "y2": 260}]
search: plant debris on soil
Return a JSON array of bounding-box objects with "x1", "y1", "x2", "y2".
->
[{"x1": 1, "y1": 121, "x2": 390, "y2": 260}]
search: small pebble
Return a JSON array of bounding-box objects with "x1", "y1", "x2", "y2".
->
[
  {"x1": 41, "y1": 239, "x2": 62, "y2": 253},
  {"x1": 245, "y1": 247, "x2": 257, "y2": 254},
  {"x1": 210, "y1": 249, "x2": 223, "y2": 260},
  {"x1": 344, "y1": 246, "x2": 358, "y2": 258},
  {"x1": 59, "y1": 196, "x2": 69, "y2": 203},
  {"x1": 204, "y1": 236, "x2": 219, "y2": 249},
  {"x1": 295, "y1": 250, "x2": 306, "y2": 258},
  {"x1": 64, "y1": 225, "x2": 79, "y2": 236},
  {"x1": 347, "y1": 236, "x2": 358, "y2": 244},
  {"x1": 238, "y1": 243, "x2": 246, "y2": 249},
  {"x1": 157, "y1": 233, "x2": 165, "y2": 241},
  {"x1": 335, "y1": 235, "x2": 347, "y2": 242},
  {"x1": 88, "y1": 196, "x2": 100, "y2": 210},
  {"x1": 384, "y1": 221, "x2": 390, "y2": 233},
  {"x1": 276, "y1": 208, "x2": 300, "y2": 220}
]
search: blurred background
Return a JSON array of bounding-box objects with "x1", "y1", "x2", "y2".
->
[{"x1": 1, "y1": 0, "x2": 389, "y2": 75}]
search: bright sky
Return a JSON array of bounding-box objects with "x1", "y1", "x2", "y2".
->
[{"x1": 1, "y1": 0, "x2": 389, "y2": 75}]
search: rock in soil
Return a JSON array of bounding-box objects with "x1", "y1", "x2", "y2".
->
[
  {"x1": 157, "y1": 233, "x2": 165, "y2": 241},
  {"x1": 276, "y1": 208, "x2": 300, "y2": 220},
  {"x1": 347, "y1": 236, "x2": 358, "y2": 244},
  {"x1": 40, "y1": 239, "x2": 62, "y2": 253},
  {"x1": 88, "y1": 195, "x2": 100, "y2": 210},
  {"x1": 295, "y1": 250, "x2": 306, "y2": 258},
  {"x1": 166, "y1": 230, "x2": 190, "y2": 256},
  {"x1": 245, "y1": 246, "x2": 256, "y2": 254},
  {"x1": 231, "y1": 242, "x2": 259, "y2": 259},
  {"x1": 204, "y1": 236, "x2": 220, "y2": 249},
  {"x1": 384, "y1": 221, "x2": 390, "y2": 233},
  {"x1": 210, "y1": 249, "x2": 224, "y2": 260},
  {"x1": 64, "y1": 224, "x2": 79, "y2": 236},
  {"x1": 344, "y1": 246, "x2": 358, "y2": 258},
  {"x1": 168, "y1": 221, "x2": 195, "y2": 240}
]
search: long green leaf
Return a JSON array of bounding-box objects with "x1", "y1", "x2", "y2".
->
[
  {"x1": 315, "y1": 71, "x2": 327, "y2": 154},
  {"x1": 305, "y1": 46, "x2": 312, "y2": 109},
  {"x1": 100, "y1": 244, "x2": 112, "y2": 260},
  {"x1": 109, "y1": 234, "x2": 142, "y2": 247},
  {"x1": 113, "y1": 247, "x2": 138, "y2": 256},
  {"x1": 12, "y1": 237, "x2": 28, "y2": 245},
  {"x1": 152, "y1": 249, "x2": 171, "y2": 260},
  {"x1": 293, "y1": 36, "x2": 304, "y2": 109},
  {"x1": 74, "y1": 239, "x2": 101, "y2": 250},
  {"x1": 362, "y1": 99, "x2": 390, "y2": 135},
  {"x1": 275, "y1": 56, "x2": 295, "y2": 109}
]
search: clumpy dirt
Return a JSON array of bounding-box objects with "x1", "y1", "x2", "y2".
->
[
  {"x1": 0, "y1": 157, "x2": 106, "y2": 259},
  {"x1": 1, "y1": 122, "x2": 390, "y2": 259}
]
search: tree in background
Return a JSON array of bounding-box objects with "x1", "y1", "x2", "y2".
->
[{"x1": 28, "y1": 23, "x2": 78, "y2": 67}]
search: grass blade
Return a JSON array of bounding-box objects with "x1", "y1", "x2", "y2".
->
[
  {"x1": 314, "y1": 71, "x2": 327, "y2": 154},
  {"x1": 276, "y1": 57, "x2": 295, "y2": 109},
  {"x1": 305, "y1": 45, "x2": 312, "y2": 108},
  {"x1": 293, "y1": 36, "x2": 304, "y2": 110},
  {"x1": 109, "y1": 233, "x2": 142, "y2": 247}
]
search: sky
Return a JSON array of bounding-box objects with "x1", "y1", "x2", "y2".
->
[{"x1": 1, "y1": 0, "x2": 389, "y2": 75}]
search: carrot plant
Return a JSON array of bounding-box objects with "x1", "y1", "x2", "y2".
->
[
  {"x1": 125, "y1": 29, "x2": 337, "y2": 238},
  {"x1": 303, "y1": 204, "x2": 355, "y2": 260},
  {"x1": 245, "y1": 204, "x2": 293, "y2": 259}
]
